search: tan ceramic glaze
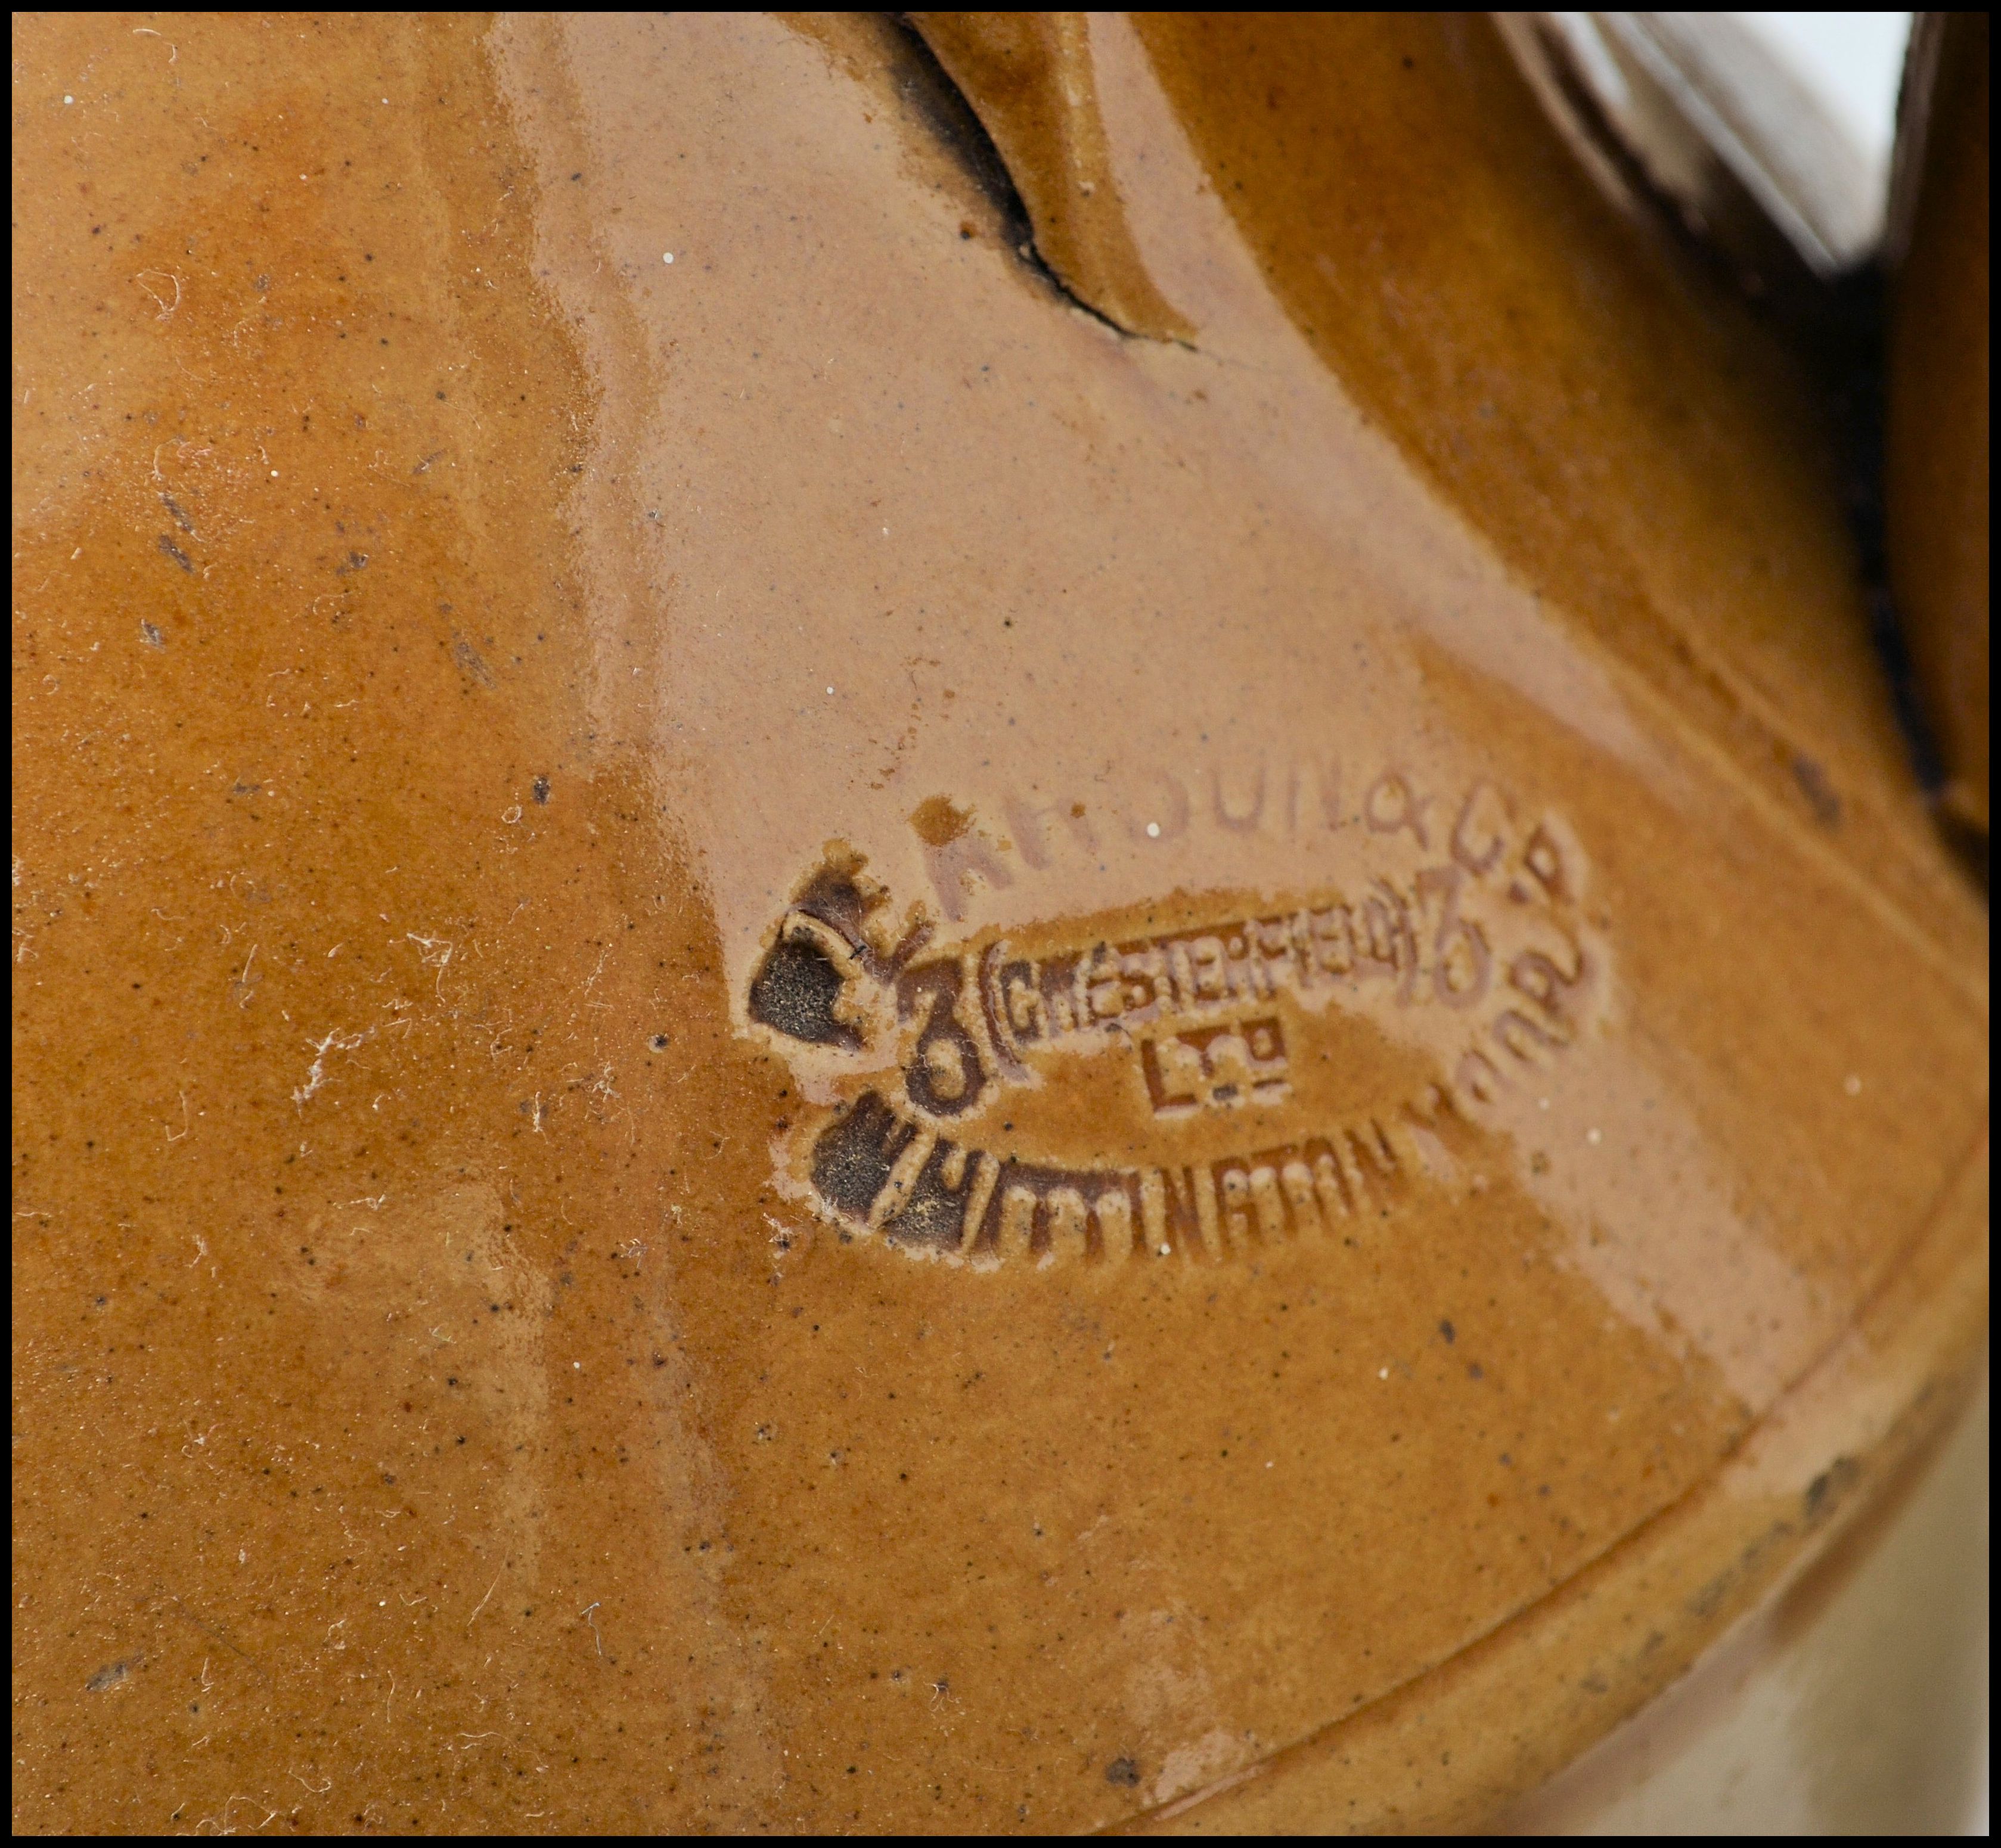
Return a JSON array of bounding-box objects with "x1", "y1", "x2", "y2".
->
[
  {"x1": 11, "y1": 12, "x2": 1988, "y2": 1834},
  {"x1": 905, "y1": 12, "x2": 1192, "y2": 341},
  {"x1": 1887, "y1": 11, "x2": 1990, "y2": 843}
]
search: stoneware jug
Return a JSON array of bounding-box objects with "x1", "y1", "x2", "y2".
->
[{"x1": 11, "y1": 11, "x2": 1987, "y2": 1834}]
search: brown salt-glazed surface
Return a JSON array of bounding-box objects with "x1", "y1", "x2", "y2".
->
[{"x1": 11, "y1": 13, "x2": 1988, "y2": 1834}]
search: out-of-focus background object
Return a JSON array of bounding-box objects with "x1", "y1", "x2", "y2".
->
[
  {"x1": 1732, "y1": 11, "x2": 1912, "y2": 235},
  {"x1": 1500, "y1": 11, "x2": 1988, "y2": 865},
  {"x1": 1884, "y1": 13, "x2": 1990, "y2": 850},
  {"x1": 1495, "y1": 12, "x2": 1904, "y2": 292}
]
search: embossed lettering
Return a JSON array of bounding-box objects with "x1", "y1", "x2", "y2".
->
[
  {"x1": 1451, "y1": 779, "x2": 1510, "y2": 875},
  {"x1": 923, "y1": 830, "x2": 1015, "y2": 923},
  {"x1": 766, "y1": 770, "x2": 1603, "y2": 1272},
  {"x1": 1124, "y1": 770, "x2": 1191, "y2": 843},
  {"x1": 1417, "y1": 864, "x2": 1492, "y2": 1010},
  {"x1": 1004, "y1": 791, "x2": 1098, "y2": 869},
  {"x1": 898, "y1": 959, "x2": 990, "y2": 1116},
  {"x1": 1364, "y1": 771, "x2": 1433, "y2": 849},
  {"x1": 1212, "y1": 762, "x2": 1267, "y2": 833}
]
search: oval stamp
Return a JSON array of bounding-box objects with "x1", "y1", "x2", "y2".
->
[{"x1": 749, "y1": 769, "x2": 1602, "y2": 1270}]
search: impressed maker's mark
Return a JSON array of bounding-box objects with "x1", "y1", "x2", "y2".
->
[{"x1": 749, "y1": 771, "x2": 1600, "y2": 1269}]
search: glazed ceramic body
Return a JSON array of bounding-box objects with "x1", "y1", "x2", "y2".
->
[{"x1": 11, "y1": 13, "x2": 1986, "y2": 1833}]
